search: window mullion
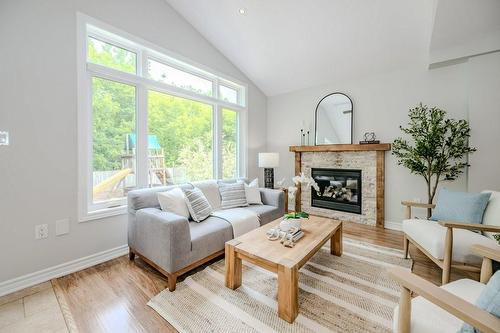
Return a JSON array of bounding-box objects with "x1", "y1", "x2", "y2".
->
[
  {"x1": 236, "y1": 112, "x2": 241, "y2": 178},
  {"x1": 136, "y1": 50, "x2": 149, "y2": 188},
  {"x1": 239, "y1": 110, "x2": 248, "y2": 179},
  {"x1": 214, "y1": 105, "x2": 223, "y2": 179},
  {"x1": 214, "y1": 79, "x2": 221, "y2": 180},
  {"x1": 85, "y1": 73, "x2": 94, "y2": 214},
  {"x1": 214, "y1": 78, "x2": 219, "y2": 100},
  {"x1": 137, "y1": 49, "x2": 144, "y2": 77},
  {"x1": 136, "y1": 85, "x2": 149, "y2": 188}
]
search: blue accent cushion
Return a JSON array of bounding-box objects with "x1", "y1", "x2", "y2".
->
[
  {"x1": 430, "y1": 189, "x2": 491, "y2": 224},
  {"x1": 458, "y1": 270, "x2": 500, "y2": 332}
]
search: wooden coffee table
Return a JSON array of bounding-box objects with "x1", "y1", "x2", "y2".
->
[{"x1": 225, "y1": 215, "x2": 342, "y2": 323}]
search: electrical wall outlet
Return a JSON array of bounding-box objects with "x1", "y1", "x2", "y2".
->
[
  {"x1": 55, "y1": 218, "x2": 70, "y2": 236},
  {"x1": 0, "y1": 131, "x2": 9, "y2": 146},
  {"x1": 35, "y1": 224, "x2": 48, "y2": 240}
]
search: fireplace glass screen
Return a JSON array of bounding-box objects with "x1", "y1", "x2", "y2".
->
[{"x1": 311, "y1": 168, "x2": 362, "y2": 214}]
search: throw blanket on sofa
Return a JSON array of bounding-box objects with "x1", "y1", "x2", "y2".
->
[{"x1": 211, "y1": 208, "x2": 260, "y2": 238}]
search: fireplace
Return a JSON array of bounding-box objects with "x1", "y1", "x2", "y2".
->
[
  {"x1": 311, "y1": 168, "x2": 362, "y2": 214},
  {"x1": 290, "y1": 144, "x2": 390, "y2": 227}
]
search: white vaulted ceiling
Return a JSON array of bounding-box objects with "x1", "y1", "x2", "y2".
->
[
  {"x1": 429, "y1": 0, "x2": 500, "y2": 64},
  {"x1": 165, "y1": 0, "x2": 436, "y2": 96}
]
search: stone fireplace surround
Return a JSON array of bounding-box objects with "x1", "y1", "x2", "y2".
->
[{"x1": 289, "y1": 144, "x2": 391, "y2": 227}]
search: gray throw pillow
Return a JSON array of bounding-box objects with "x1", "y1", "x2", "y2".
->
[
  {"x1": 183, "y1": 187, "x2": 212, "y2": 222},
  {"x1": 458, "y1": 270, "x2": 500, "y2": 333},
  {"x1": 219, "y1": 182, "x2": 248, "y2": 209}
]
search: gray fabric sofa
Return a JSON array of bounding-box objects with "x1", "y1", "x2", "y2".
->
[{"x1": 127, "y1": 179, "x2": 285, "y2": 291}]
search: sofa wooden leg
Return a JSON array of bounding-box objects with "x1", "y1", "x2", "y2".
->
[
  {"x1": 403, "y1": 235, "x2": 409, "y2": 259},
  {"x1": 129, "y1": 250, "x2": 135, "y2": 261},
  {"x1": 167, "y1": 274, "x2": 177, "y2": 292}
]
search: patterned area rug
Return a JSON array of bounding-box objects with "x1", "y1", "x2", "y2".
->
[{"x1": 148, "y1": 238, "x2": 411, "y2": 333}]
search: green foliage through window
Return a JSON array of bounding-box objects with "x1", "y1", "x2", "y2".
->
[
  {"x1": 88, "y1": 37, "x2": 136, "y2": 74},
  {"x1": 92, "y1": 77, "x2": 135, "y2": 172},
  {"x1": 148, "y1": 91, "x2": 213, "y2": 183},
  {"x1": 222, "y1": 109, "x2": 238, "y2": 179}
]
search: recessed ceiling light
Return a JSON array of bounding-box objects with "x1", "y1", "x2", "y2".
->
[{"x1": 238, "y1": 8, "x2": 245, "y2": 15}]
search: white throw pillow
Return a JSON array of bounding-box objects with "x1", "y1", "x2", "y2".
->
[
  {"x1": 244, "y1": 178, "x2": 262, "y2": 205},
  {"x1": 157, "y1": 188, "x2": 190, "y2": 219},
  {"x1": 482, "y1": 190, "x2": 500, "y2": 240},
  {"x1": 248, "y1": 178, "x2": 259, "y2": 187}
]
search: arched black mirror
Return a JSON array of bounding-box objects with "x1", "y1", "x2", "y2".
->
[{"x1": 315, "y1": 92, "x2": 353, "y2": 145}]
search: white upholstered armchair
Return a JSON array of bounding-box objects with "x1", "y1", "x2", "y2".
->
[
  {"x1": 389, "y1": 245, "x2": 500, "y2": 333},
  {"x1": 401, "y1": 191, "x2": 500, "y2": 285}
]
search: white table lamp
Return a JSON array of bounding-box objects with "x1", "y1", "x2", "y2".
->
[{"x1": 258, "y1": 153, "x2": 279, "y2": 188}]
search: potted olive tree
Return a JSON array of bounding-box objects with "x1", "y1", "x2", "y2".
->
[{"x1": 392, "y1": 104, "x2": 476, "y2": 218}]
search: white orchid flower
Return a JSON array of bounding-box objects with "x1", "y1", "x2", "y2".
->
[
  {"x1": 276, "y1": 177, "x2": 286, "y2": 188},
  {"x1": 289, "y1": 173, "x2": 321, "y2": 196},
  {"x1": 292, "y1": 174, "x2": 302, "y2": 185}
]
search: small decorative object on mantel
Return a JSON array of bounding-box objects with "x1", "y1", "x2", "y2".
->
[
  {"x1": 359, "y1": 132, "x2": 380, "y2": 144},
  {"x1": 300, "y1": 129, "x2": 311, "y2": 146}
]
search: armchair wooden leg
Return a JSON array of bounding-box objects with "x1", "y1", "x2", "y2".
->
[
  {"x1": 403, "y1": 235, "x2": 409, "y2": 259},
  {"x1": 442, "y1": 227, "x2": 453, "y2": 285},
  {"x1": 480, "y1": 257, "x2": 493, "y2": 284},
  {"x1": 398, "y1": 286, "x2": 412, "y2": 333},
  {"x1": 405, "y1": 206, "x2": 412, "y2": 220}
]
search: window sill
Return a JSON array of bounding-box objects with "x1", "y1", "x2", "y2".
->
[{"x1": 79, "y1": 205, "x2": 128, "y2": 223}]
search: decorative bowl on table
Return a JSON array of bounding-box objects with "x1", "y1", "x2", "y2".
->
[{"x1": 279, "y1": 212, "x2": 309, "y2": 231}]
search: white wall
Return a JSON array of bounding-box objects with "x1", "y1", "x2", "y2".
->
[
  {"x1": 468, "y1": 52, "x2": 500, "y2": 192},
  {"x1": 0, "y1": 0, "x2": 266, "y2": 284},
  {"x1": 267, "y1": 63, "x2": 474, "y2": 226}
]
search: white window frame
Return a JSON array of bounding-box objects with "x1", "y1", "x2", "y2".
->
[{"x1": 77, "y1": 13, "x2": 248, "y2": 222}]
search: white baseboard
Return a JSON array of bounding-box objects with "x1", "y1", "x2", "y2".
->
[
  {"x1": 384, "y1": 220, "x2": 402, "y2": 231},
  {"x1": 0, "y1": 244, "x2": 129, "y2": 297}
]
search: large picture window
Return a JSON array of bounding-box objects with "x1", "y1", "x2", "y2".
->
[{"x1": 78, "y1": 15, "x2": 247, "y2": 221}]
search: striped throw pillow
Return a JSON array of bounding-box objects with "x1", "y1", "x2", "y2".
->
[
  {"x1": 183, "y1": 187, "x2": 213, "y2": 222},
  {"x1": 219, "y1": 182, "x2": 248, "y2": 209}
]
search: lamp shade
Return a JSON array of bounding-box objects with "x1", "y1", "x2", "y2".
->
[{"x1": 258, "y1": 153, "x2": 279, "y2": 168}]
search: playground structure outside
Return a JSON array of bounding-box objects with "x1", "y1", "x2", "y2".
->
[{"x1": 92, "y1": 134, "x2": 181, "y2": 203}]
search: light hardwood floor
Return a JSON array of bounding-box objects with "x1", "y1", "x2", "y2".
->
[{"x1": 1, "y1": 221, "x2": 474, "y2": 333}]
